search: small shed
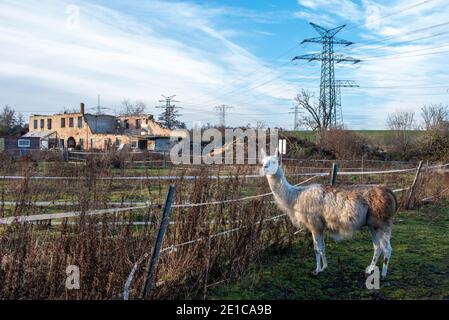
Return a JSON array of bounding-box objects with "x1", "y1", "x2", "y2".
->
[
  {"x1": 131, "y1": 135, "x2": 172, "y2": 152},
  {"x1": 0, "y1": 136, "x2": 41, "y2": 156},
  {"x1": 22, "y1": 131, "x2": 58, "y2": 149}
]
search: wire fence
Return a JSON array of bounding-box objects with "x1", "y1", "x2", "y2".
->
[{"x1": 1, "y1": 156, "x2": 448, "y2": 299}]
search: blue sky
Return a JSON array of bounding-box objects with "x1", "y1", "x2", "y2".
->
[{"x1": 1, "y1": 0, "x2": 449, "y2": 129}]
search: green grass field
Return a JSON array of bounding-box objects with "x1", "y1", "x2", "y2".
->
[
  {"x1": 286, "y1": 130, "x2": 425, "y2": 145},
  {"x1": 208, "y1": 203, "x2": 449, "y2": 300}
]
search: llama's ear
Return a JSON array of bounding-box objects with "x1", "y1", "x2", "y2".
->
[{"x1": 260, "y1": 148, "x2": 267, "y2": 160}]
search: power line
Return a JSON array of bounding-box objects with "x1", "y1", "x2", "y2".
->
[
  {"x1": 359, "y1": 42, "x2": 449, "y2": 60},
  {"x1": 364, "y1": 47, "x2": 449, "y2": 60},
  {"x1": 353, "y1": 21, "x2": 449, "y2": 51},
  {"x1": 179, "y1": 45, "x2": 298, "y2": 107}
]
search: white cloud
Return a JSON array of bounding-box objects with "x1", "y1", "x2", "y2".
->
[{"x1": 0, "y1": 0, "x2": 296, "y2": 127}]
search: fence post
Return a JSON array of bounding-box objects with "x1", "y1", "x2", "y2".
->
[
  {"x1": 405, "y1": 160, "x2": 423, "y2": 209},
  {"x1": 330, "y1": 162, "x2": 338, "y2": 186},
  {"x1": 142, "y1": 185, "x2": 176, "y2": 300}
]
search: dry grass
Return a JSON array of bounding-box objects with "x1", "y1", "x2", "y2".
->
[{"x1": 0, "y1": 152, "x2": 446, "y2": 299}]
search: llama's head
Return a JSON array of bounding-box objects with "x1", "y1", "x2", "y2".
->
[{"x1": 260, "y1": 148, "x2": 279, "y2": 176}]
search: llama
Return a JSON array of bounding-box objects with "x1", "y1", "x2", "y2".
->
[{"x1": 260, "y1": 149, "x2": 397, "y2": 278}]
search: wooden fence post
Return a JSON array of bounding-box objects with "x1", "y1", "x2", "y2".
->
[
  {"x1": 330, "y1": 162, "x2": 338, "y2": 186},
  {"x1": 405, "y1": 160, "x2": 423, "y2": 209},
  {"x1": 142, "y1": 185, "x2": 176, "y2": 300}
]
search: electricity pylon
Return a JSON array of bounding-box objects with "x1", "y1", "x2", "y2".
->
[
  {"x1": 215, "y1": 104, "x2": 233, "y2": 127},
  {"x1": 156, "y1": 95, "x2": 182, "y2": 129},
  {"x1": 335, "y1": 80, "x2": 359, "y2": 127},
  {"x1": 290, "y1": 103, "x2": 301, "y2": 130},
  {"x1": 292, "y1": 23, "x2": 361, "y2": 128}
]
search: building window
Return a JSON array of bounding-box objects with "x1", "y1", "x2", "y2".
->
[
  {"x1": 79, "y1": 138, "x2": 84, "y2": 150},
  {"x1": 61, "y1": 118, "x2": 65, "y2": 128},
  {"x1": 40, "y1": 119, "x2": 44, "y2": 129},
  {"x1": 33, "y1": 119, "x2": 38, "y2": 129},
  {"x1": 18, "y1": 139, "x2": 31, "y2": 148},
  {"x1": 69, "y1": 117, "x2": 74, "y2": 127},
  {"x1": 77, "y1": 116, "x2": 83, "y2": 128},
  {"x1": 115, "y1": 138, "x2": 121, "y2": 146},
  {"x1": 131, "y1": 140, "x2": 138, "y2": 149},
  {"x1": 47, "y1": 119, "x2": 52, "y2": 130},
  {"x1": 124, "y1": 119, "x2": 129, "y2": 129},
  {"x1": 136, "y1": 119, "x2": 141, "y2": 129},
  {"x1": 90, "y1": 138, "x2": 95, "y2": 149}
]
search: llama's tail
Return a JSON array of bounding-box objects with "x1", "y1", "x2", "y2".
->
[{"x1": 386, "y1": 188, "x2": 399, "y2": 214}]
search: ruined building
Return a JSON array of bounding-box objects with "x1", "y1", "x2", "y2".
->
[{"x1": 25, "y1": 103, "x2": 172, "y2": 151}]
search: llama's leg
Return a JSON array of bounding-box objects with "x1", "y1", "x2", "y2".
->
[
  {"x1": 366, "y1": 228, "x2": 382, "y2": 275},
  {"x1": 380, "y1": 230, "x2": 392, "y2": 279},
  {"x1": 311, "y1": 231, "x2": 326, "y2": 275},
  {"x1": 318, "y1": 234, "x2": 327, "y2": 271}
]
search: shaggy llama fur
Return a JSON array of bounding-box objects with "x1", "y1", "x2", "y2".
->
[{"x1": 260, "y1": 150, "x2": 397, "y2": 278}]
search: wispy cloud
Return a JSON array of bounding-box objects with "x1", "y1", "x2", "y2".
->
[
  {"x1": 0, "y1": 0, "x2": 296, "y2": 127},
  {"x1": 2, "y1": 0, "x2": 449, "y2": 130}
]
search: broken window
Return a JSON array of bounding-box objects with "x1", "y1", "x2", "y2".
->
[
  {"x1": 47, "y1": 119, "x2": 52, "y2": 130},
  {"x1": 136, "y1": 119, "x2": 141, "y2": 129},
  {"x1": 124, "y1": 119, "x2": 129, "y2": 129},
  {"x1": 61, "y1": 118, "x2": 65, "y2": 128}
]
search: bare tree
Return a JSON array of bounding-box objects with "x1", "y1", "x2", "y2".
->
[
  {"x1": 120, "y1": 99, "x2": 147, "y2": 116},
  {"x1": 386, "y1": 111, "x2": 415, "y2": 152},
  {"x1": 421, "y1": 104, "x2": 449, "y2": 131},
  {"x1": 293, "y1": 89, "x2": 330, "y2": 130},
  {"x1": 0, "y1": 105, "x2": 25, "y2": 136}
]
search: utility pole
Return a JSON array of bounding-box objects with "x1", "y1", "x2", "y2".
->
[
  {"x1": 292, "y1": 23, "x2": 360, "y2": 128},
  {"x1": 156, "y1": 95, "x2": 182, "y2": 129},
  {"x1": 215, "y1": 104, "x2": 233, "y2": 128},
  {"x1": 335, "y1": 80, "x2": 359, "y2": 127}
]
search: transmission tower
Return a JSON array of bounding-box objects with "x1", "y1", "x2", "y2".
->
[
  {"x1": 335, "y1": 80, "x2": 359, "y2": 127},
  {"x1": 292, "y1": 23, "x2": 361, "y2": 128},
  {"x1": 86, "y1": 94, "x2": 112, "y2": 115},
  {"x1": 289, "y1": 103, "x2": 301, "y2": 130},
  {"x1": 215, "y1": 104, "x2": 233, "y2": 127},
  {"x1": 156, "y1": 95, "x2": 182, "y2": 129}
]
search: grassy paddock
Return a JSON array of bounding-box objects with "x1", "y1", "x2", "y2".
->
[
  {"x1": 0, "y1": 154, "x2": 447, "y2": 300},
  {"x1": 208, "y1": 203, "x2": 449, "y2": 300}
]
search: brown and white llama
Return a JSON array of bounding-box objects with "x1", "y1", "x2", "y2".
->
[{"x1": 260, "y1": 149, "x2": 397, "y2": 278}]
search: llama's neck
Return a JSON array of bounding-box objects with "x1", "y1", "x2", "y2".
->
[{"x1": 266, "y1": 166, "x2": 298, "y2": 214}]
